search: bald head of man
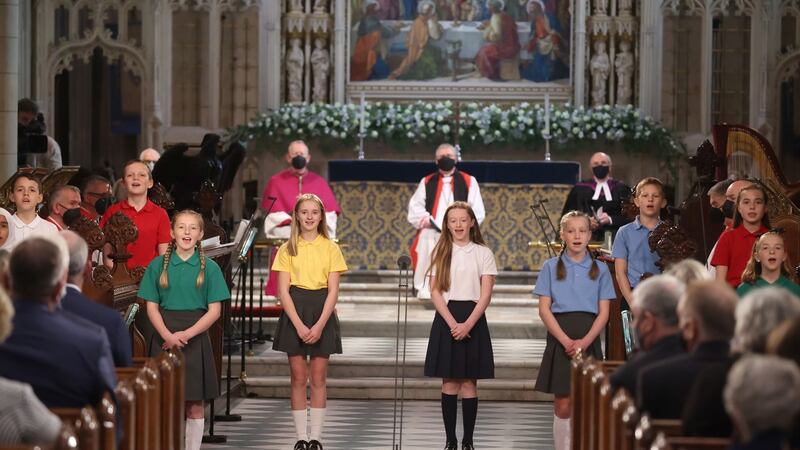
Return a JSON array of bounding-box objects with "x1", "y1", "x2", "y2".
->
[
  {"x1": 285, "y1": 140, "x2": 311, "y2": 174},
  {"x1": 726, "y1": 180, "x2": 753, "y2": 203},
  {"x1": 139, "y1": 148, "x2": 161, "y2": 170}
]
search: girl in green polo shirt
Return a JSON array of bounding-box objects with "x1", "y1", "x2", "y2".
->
[
  {"x1": 738, "y1": 230, "x2": 800, "y2": 298},
  {"x1": 138, "y1": 209, "x2": 230, "y2": 450}
]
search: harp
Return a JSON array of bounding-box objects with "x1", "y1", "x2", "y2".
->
[{"x1": 713, "y1": 124, "x2": 800, "y2": 269}]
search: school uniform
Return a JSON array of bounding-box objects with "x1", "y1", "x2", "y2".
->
[
  {"x1": 711, "y1": 224, "x2": 769, "y2": 288},
  {"x1": 138, "y1": 251, "x2": 230, "y2": 401},
  {"x1": 424, "y1": 241, "x2": 497, "y2": 380},
  {"x1": 736, "y1": 275, "x2": 800, "y2": 298},
  {"x1": 534, "y1": 253, "x2": 616, "y2": 395},
  {"x1": 100, "y1": 200, "x2": 171, "y2": 269},
  {"x1": 611, "y1": 216, "x2": 662, "y2": 290},
  {"x1": 6, "y1": 214, "x2": 58, "y2": 249},
  {"x1": 271, "y1": 235, "x2": 347, "y2": 357}
]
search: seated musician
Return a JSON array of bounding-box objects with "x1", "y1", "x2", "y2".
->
[
  {"x1": 0, "y1": 272, "x2": 61, "y2": 447},
  {"x1": 0, "y1": 235, "x2": 117, "y2": 408},
  {"x1": 562, "y1": 152, "x2": 631, "y2": 242},
  {"x1": 681, "y1": 286, "x2": 800, "y2": 438},
  {"x1": 637, "y1": 280, "x2": 735, "y2": 419},
  {"x1": 609, "y1": 275, "x2": 685, "y2": 397},
  {"x1": 261, "y1": 140, "x2": 341, "y2": 297},
  {"x1": 723, "y1": 355, "x2": 800, "y2": 450},
  {"x1": 60, "y1": 230, "x2": 132, "y2": 367}
]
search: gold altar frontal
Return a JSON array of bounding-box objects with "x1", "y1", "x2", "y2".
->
[{"x1": 332, "y1": 181, "x2": 572, "y2": 271}]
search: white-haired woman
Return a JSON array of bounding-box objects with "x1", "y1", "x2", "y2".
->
[
  {"x1": 0, "y1": 285, "x2": 61, "y2": 446},
  {"x1": 724, "y1": 354, "x2": 800, "y2": 449}
]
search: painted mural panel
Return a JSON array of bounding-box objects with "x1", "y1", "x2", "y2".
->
[{"x1": 349, "y1": 0, "x2": 571, "y2": 84}]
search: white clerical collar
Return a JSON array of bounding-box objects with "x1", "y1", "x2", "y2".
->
[{"x1": 592, "y1": 179, "x2": 612, "y2": 201}]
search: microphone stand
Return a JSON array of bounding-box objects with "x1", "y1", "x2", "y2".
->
[
  {"x1": 530, "y1": 205, "x2": 556, "y2": 258},
  {"x1": 538, "y1": 199, "x2": 560, "y2": 246},
  {"x1": 392, "y1": 254, "x2": 412, "y2": 450}
]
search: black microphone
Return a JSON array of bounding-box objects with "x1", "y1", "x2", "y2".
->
[
  {"x1": 95, "y1": 196, "x2": 117, "y2": 216},
  {"x1": 397, "y1": 254, "x2": 412, "y2": 270}
]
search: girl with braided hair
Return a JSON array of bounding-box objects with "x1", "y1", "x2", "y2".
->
[
  {"x1": 138, "y1": 209, "x2": 230, "y2": 450},
  {"x1": 534, "y1": 210, "x2": 616, "y2": 450}
]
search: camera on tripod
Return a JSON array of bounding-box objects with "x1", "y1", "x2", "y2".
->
[{"x1": 18, "y1": 98, "x2": 48, "y2": 156}]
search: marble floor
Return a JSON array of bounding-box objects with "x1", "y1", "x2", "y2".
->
[{"x1": 203, "y1": 397, "x2": 555, "y2": 450}]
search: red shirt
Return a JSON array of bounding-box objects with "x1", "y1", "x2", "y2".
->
[
  {"x1": 100, "y1": 200, "x2": 171, "y2": 269},
  {"x1": 711, "y1": 224, "x2": 769, "y2": 288}
]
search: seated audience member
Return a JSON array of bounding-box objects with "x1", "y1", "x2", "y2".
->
[
  {"x1": 736, "y1": 230, "x2": 800, "y2": 297},
  {"x1": 723, "y1": 355, "x2": 800, "y2": 450},
  {"x1": 561, "y1": 152, "x2": 631, "y2": 242},
  {"x1": 610, "y1": 275, "x2": 685, "y2": 396},
  {"x1": 0, "y1": 235, "x2": 117, "y2": 407},
  {"x1": 664, "y1": 258, "x2": 712, "y2": 285},
  {"x1": 682, "y1": 286, "x2": 800, "y2": 437},
  {"x1": 46, "y1": 185, "x2": 82, "y2": 231},
  {"x1": 637, "y1": 280, "x2": 736, "y2": 419},
  {"x1": 80, "y1": 175, "x2": 113, "y2": 221},
  {"x1": 0, "y1": 278, "x2": 61, "y2": 446},
  {"x1": 768, "y1": 316, "x2": 800, "y2": 365},
  {"x1": 60, "y1": 230, "x2": 132, "y2": 367}
]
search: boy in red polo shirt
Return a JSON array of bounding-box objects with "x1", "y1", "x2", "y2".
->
[{"x1": 101, "y1": 160, "x2": 171, "y2": 269}]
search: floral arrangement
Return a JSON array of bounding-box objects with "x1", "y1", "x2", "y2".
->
[{"x1": 225, "y1": 101, "x2": 684, "y2": 159}]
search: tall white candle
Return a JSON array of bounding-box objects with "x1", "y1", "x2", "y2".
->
[
  {"x1": 544, "y1": 94, "x2": 550, "y2": 135},
  {"x1": 359, "y1": 92, "x2": 366, "y2": 134}
]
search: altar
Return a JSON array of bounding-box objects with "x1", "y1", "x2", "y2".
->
[{"x1": 330, "y1": 160, "x2": 580, "y2": 270}]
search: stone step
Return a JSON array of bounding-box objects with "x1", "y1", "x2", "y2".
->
[
  {"x1": 337, "y1": 283, "x2": 535, "y2": 299},
  {"x1": 335, "y1": 295, "x2": 539, "y2": 308},
  {"x1": 243, "y1": 376, "x2": 551, "y2": 402}
]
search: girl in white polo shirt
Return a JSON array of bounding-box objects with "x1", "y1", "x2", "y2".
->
[
  {"x1": 6, "y1": 175, "x2": 57, "y2": 249},
  {"x1": 424, "y1": 201, "x2": 497, "y2": 450}
]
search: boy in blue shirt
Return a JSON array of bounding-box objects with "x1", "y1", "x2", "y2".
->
[{"x1": 612, "y1": 177, "x2": 667, "y2": 306}]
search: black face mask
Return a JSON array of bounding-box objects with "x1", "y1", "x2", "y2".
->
[
  {"x1": 437, "y1": 157, "x2": 456, "y2": 172},
  {"x1": 709, "y1": 206, "x2": 726, "y2": 223},
  {"x1": 592, "y1": 165, "x2": 610, "y2": 179},
  {"x1": 62, "y1": 208, "x2": 83, "y2": 227},
  {"x1": 721, "y1": 200, "x2": 736, "y2": 219},
  {"x1": 291, "y1": 155, "x2": 307, "y2": 170}
]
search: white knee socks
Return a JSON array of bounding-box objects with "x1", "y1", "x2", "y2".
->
[
  {"x1": 293, "y1": 409, "x2": 308, "y2": 441},
  {"x1": 553, "y1": 415, "x2": 571, "y2": 450},
  {"x1": 309, "y1": 408, "x2": 326, "y2": 441},
  {"x1": 185, "y1": 418, "x2": 204, "y2": 450}
]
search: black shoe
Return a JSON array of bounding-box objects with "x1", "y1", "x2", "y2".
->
[
  {"x1": 462, "y1": 442, "x2": 474, "y2": 450},
  {"x1": 444, "y1": 441, "x2": 458, "y2": 450},
  {"x1": 307, "y1": 440, "x2": 323, "y2": 450},
  {"x1": 294, "y1": 440, "x2": 308, "y2": 450}
]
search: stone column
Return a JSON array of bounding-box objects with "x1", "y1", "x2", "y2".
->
[
  {"x1": 699, "y1": 5, "x2": 713, "y2": 133},
  {"x1": 573, "y1": 0, "x2": 589, "y2": 106},
  {"x1": 207, "y1": 2, "x2": 222, "y2": 129},
  {"x1": 638, "y1": 0, "x2": 663, "y2": 120},
  {"x1": 260, "y1": 0, "x2": 282, "y2": 111},
  {"x1": 333, "y1": 0, "x2": 346, "y2": 103},
  {"x1": 0, "y1": 0, "x2": 19, "y2": 180}
]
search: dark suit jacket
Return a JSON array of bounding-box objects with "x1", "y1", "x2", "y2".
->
[
  {"x1": 610, "y1": 334, "x2": 685, "y2": 397},
  {"x1": 562, "y1": 178, "x2": 632, "y2": 241},
  {"x1": 637, "y1": 340, "x2": 731, "y2": 419},
  {"x1": 61, "y1": 286, "x2": 132, "y2": 367},
  {"x1": 681, "y1": 358, "x2": 734, "y2": 437},
  {"x1": 0, "y1": 300, "x2": 117, "y2": 408}
]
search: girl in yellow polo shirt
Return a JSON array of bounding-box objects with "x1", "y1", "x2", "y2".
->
[{"x1": 272, "y1": 193, "x2": 347, "y2": 450}]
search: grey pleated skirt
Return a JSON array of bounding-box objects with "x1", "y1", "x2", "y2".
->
[
  {"x1": 148, "y1": 309, "x2": 219, "y2": 401},
  {"x1": 535, "y1": 311, "x2": 603, "y2": 396},
  {"x1": 272, "y1": 286, "x2": 342, "y2": 357}
]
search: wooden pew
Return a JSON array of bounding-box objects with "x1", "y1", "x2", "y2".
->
[
  {"x1": 116, "y1": 368, "x2": 154, "y2": 450},
  {"x1": 49, "y1": 406, "x2": 100, "y2": 450},
  {"x1": 131, "y1": 358, "x2": 162, "y2": 450},
  {"x1": 650, "y1": 432, "x2": 730, "y2": 450},
  {"x1": 0, "y1": 421, "x2": 79, "y2": 450},
  {"x1": 115, "y1": 379, "x2": 136, "y2": 450},
  {"x1": 163, "y1": 350, "x2": 186, "y2": 450},
  {"x1": 634, "y1": 414, "x2": 681, "y2": 450},
  {"x1": 609, "y1": 389, "x2": 634, "y2": 450}
]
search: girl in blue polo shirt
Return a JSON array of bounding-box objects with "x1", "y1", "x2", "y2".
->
[
  {"x1": 534, "y1": 210, "x2": 616, "y2": 450},
  {"x1": 138, "y1": 209, "x2": 230, "y2": 450}
]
